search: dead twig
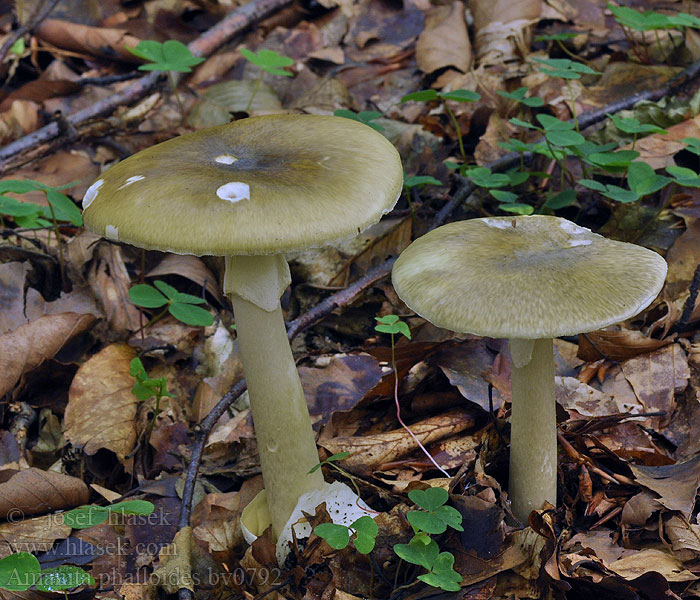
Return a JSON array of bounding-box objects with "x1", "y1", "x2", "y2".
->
[
  {"x1": 0, "y1": 0, "x2": 61, "y2": 63},
  {"x1": 0, "y1": 0, "x2": 293, "y2": 172}
]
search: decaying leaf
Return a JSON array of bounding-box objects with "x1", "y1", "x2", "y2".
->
[
  {"x1": 0, "y1": 514, "x2": 72, "y2": 558},
  {"x1": 0, "y1": 468, "x2": 89, "y2": 519},
  {"x1": 415, "y1": 1, "x2": 471, "y2": 75},
  {"x1": 64, "y1": 343, "x2": 139, "y2": 460},
  {"x1": 629, "y1": 453, "x2": 700, "y2": 518},
  {"x1": 0, "y1": 313, "x2": 96, "y2": 398},
  {"x1": 320, "y1": 407, "x2": 475, "y2": 475}
]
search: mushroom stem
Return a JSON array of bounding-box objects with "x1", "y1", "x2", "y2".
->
[
  {"x1": 508, "y1": 337, "x2": 557, "y2": 522},
  {"x1": 225, "y1": 254, "x2": 324, "y2": 536}
]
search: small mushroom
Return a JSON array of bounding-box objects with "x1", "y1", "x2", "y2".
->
[
  {"x1": 83, "y1": 114, "x2": 403, "y2": 536},
  {"x1": 391, "y1": 216, "x2": 667, "y2": 521}
]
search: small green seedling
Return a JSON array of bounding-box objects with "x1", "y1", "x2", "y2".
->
[
  {"x1": 401, "y1": 89, "x2": 481, "y2": 159},
  {"x1": 129, "y1": 280, "x2": 214, "y2": 327},
  {"x1": 375, "y1": 314, "x2": 411, "y2": 339},
  {"x1": 63, "y1": 499, "x2": 155, "y2": 529},
  {"x1": 666, "y1": 165, "x2": 700, "y2": 187},
  {"x1": 497, "y1": 87, "x2": 544, "y2": 108},
  {"x1": 239, "y1": 48, "x2": 294, "y2": 77},
  {"x1": 404, "y1": 175, "x2": 443, "y2": 189},
  {"x1": 315, "y1": 516, "x2": 378, "y2": 554},
  {"x1": 129, "y1": 357, "x2": 175, "y2": 402},
  {"x1": 9, "y1": 38, "x2": 25, "y2": 56},
  {"x1": 240, "y1": 48, "x2": 294, "y2": 112},
  {"x1": 127, "y1": 40, "x2": 204, "y2": 73},
  {"x1": 393, "y1": 487, "x2": 463, "y2": 592},
  {"x1": 581, "y1": 161, "x2": 671, "y2": 203},
  {"x1": 127, "y1": 40, "x2": 204, "y2": 120},
  {"x1": 533, "y1": 57, "x2": 599, "y2": 80},
  {"x1": 334, "y1": 109, "x2": 384, "y2": 132}
]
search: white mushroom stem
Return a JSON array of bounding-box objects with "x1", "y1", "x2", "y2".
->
[
  {"x1": 224, "y1": 254, "x2": 325, "y2": 536},
  {"x1": 508, "y1": 338, "x2": 557, "y2": 523}
]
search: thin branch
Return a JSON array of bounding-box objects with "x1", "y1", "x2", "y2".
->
[{"x1": 0, "y1": 0, "x2": 61, "y2": 63}]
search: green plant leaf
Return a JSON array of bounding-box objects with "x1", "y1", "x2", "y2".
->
[
  {"x1": 607, "y1": 3, "x2": 672, "y2": 31},
  {"x1": 418, "y1": 552, "x2": 462, "y2": 591},
  {"x1": 0, "y1": 553, "x2": 41, "y2": 591},
  {"x1": 62, "y1": 505, "x2": 110, "y2": 529},
  {"x1": 609, "y1": 114, "x2": 667, "y2": 135},
  {"x1": 404, "y1": 175, "x2": 443, "y2": 189},
  {"x1": 409, "y1": 487, "x2": 448, "y2": 511},
  {"x1": 667, "y1": 165, "x2": 700, "y2": 187},
  {"x1": 489, "y1": 190, "x2": 518, "y2": 203},
  {"x1": 106, "y1": 500, "x2": 155, "y2": 516},
  {"x1": 394, "y1": 537, "x2": 439, "y2": 570},
  {"x1": 46, "y1": 190, "x2": 83, "y2": 226},
  {"x1": 438, "y1": 89, "x2": 480, "y2": 103},
  {"x1": 586, "y1": 150, "x2": 640, "y2": 168},
  {"x1": 351, "y1": 516, "x2": 378, "y2": 554},
  {"x1": 375, "y1": 315, "x2": 411, "y2": 339},
  {"x1": 333, "y1": 109, "x2": 384, "y2": 132},
  {"x1": 500, "y1": 203, "x2": 534, "y2": 214},
  {"x1": 128, "y1": 40, "x2": 204, "y2": 73},
  {"x1": 533, "y1": 57, "x2": 600, "y2": 79},
  {"x1": 153, "y1": 280, "x2": 179, "y2": 300},
  {"x1": 129, "y1": 284, "x2": 168, "y2": 308},
  {"x1": 683, "y1": 137, "x2": 700, "y2": 155},
  {"x1": 401, "y1": 90, "x2": 439, "y2": 103},
  {"x1": 407, "y1": 511, "x2": 447, "y2": 534},
  {"x1": 546, "y1": 129, "x2": 585, "y2": 146},
  {"x1": 169, "y1": 303, "x2": 214, "y2": 326},
  {"x1": 314, "y1": 523, "x2": 350, "y2": 549},
  {"x1": 36, "y1": 566, "x2": 95, "y2": 592},
  {"x1": 498, "y1": 87, "x2": 542, "y2": 107},
  {"x1": 544, "y1": 189, "x2": 576, "y2": 209},
  {"x1": 239, "y1": 48, "x2": 294, "y2": 76},
  {"x1": 627, "y1": 161, "x2": 671, "y2": 196}
]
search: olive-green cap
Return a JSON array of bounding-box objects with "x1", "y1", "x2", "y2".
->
[
  {"x1": 82, "y1": 114, "x2": 403, "y2": 255},
  {"x1": 392, "y1": 216, "x2": 667, "y2": 339}
]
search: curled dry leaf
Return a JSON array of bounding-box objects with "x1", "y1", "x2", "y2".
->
[
  {"x1": 35, "y1": 19, "x2": 142, "y2": 63},
  {"x1": 629, "y1": 453, "x2": 700, "y2": 518},
  {"x1": 88, "y1": 243, "x2": 142, "y2": 334},
  {"x1": 0, "y1": 468, "x2": 89, "y2": 519},
  {"x1": 0, "y1": 514, "x2": 72, "y2": 558},
  {"x1": 0, "y1": 313, "x2": 96, "y2": 398},
  {"x1": 64, "y1": 343, "x2": 138, "y2": 461},
  {"x1": 607, "y1": 549, "x2": 697, "y2": 583},
  {"x1": 148, "y1": 254, "x2": 225, "y2": 307},
  {"x1": 0, "y1": 262, "x2": 30, "y2": 334},
  {"x1": 577, "y1": 329, "x2": 671, "y2": 362},
  {"x1": 471, "y1": 0, "x2": 541, "y2": 65},
  {"x1": 319, "y1": 407, "x2": 475, "y2": 474},
  {"x1": 415, "y1": 1, "x2": 471, "y2": 75}
]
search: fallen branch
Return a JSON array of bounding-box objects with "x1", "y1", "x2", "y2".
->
[{"x1": 0, "y1": 0, "x2": 293, "y2": 171}]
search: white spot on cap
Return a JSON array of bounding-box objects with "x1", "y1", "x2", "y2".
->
[
  {"x1": 560, "y1": 220, "x2": 590, "y2": 235},
  {"x1": 217, "y1": 182, "x2": 250, "y2": 203},
  {"x1": 483, "y1": 218, "x2": 511, "y2": 229},
  {"x1": 215, "y1": 155, "x2": 238, "y2": 165},
  {"x1": 567, "y1": 239, "x2": 592, "y2": 247},
  {"x1": 82, "y1": 179, "x2": 104, "y2": 209},
  {"x1": 118, "y1": 175, "x2": 145, "y2": 190},
  {"x1": 105, "y1": 225, "x2": 119, "y2": 241}
]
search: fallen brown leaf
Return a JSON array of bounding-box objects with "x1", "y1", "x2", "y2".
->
[
  {"x1": 320, "y1": 407, "x2": 475, "y2": 475},
  {"x1": 0, "y1": 468, "x2": 88, "y2": 519},
  {"x1": 64, "y1": 343, "x2": 138, "y2": 460},
  {"x1": 0, "y1": 514, "x2": 72, "y2": 558},
  {"x1": 415, "y1": 1, "x2": 471, "y2": 75},
  {"x1": 0, "y1": 313, "x2": 95, "y2": 398}
]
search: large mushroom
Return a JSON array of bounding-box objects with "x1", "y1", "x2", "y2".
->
[
  {"x1": 391, "y1": 216, "x2": 667, "y2": 521},
  {"x1": 82, "y1": 114, "x2": 403, "y2": 536}
]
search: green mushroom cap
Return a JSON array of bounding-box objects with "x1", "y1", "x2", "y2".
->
[
  {"x1": 392, "y1": 216, "x2": 667, "y2": 339},
  {"x1": 82, "y1": 114, "x2": 403, "y2": 256}
]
